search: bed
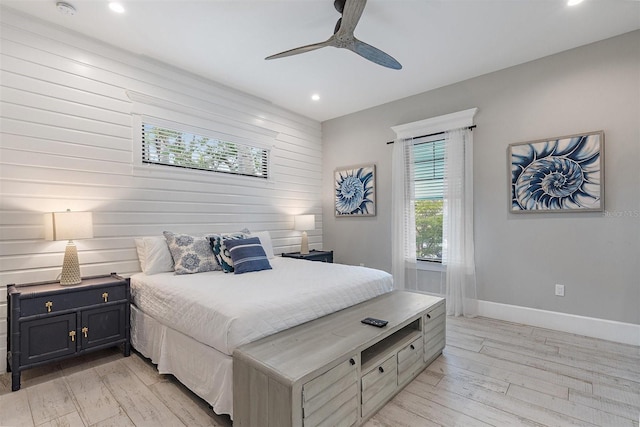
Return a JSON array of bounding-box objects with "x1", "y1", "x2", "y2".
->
[{"x1": 129, "y1": 233, "x2": 393, "y2": 419}]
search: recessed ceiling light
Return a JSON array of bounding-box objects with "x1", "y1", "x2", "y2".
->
[
  {"x1": 109, "y1": 2, "x2": 125, "y2": 13},
  {"x1": 311, "y1": 94, "x2": 320, "y2": 101},
  {"x1": 56, "y1": 2, "x2": 76, "y2": 16},
  {"x1": 567, "y1": 0, "x2": 584, "y2": 6}
]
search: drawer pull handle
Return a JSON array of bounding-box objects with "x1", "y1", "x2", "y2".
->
[
  {"x1": 69, "y1": 330, "x2": 76, "y2": 342},
  {"x1": 378, "y1": 367, "x2": 384, "y2": 374},
  {"x1": 349, "y1": 358, "x2": 355, "y2": 366},
  {"x1": 45, "y1": 301, "x2": 53, "y2": 313},
  {"x1": 102, "y1": 292, "x2": 108, "y2": 302},
  {"x1": 426, "y1": 314, "x2": 431, "y2": 319},
  {"x1": 410, "y1": 344, "x2": 415, "y2": 350},
  {"x1": 82, "y1": 327, "x2": 88, "y2": 338}
]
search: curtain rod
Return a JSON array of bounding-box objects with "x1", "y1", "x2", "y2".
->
[{"x1": 386, "y1": 125, "x2": 476, "y2": 145}]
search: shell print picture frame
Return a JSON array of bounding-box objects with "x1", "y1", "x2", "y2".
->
[
  {"x1": 335, "y1": 164, "x2": 376, "y2": 217},
  {"x1": 509, "y1": 131, "x2": 604, "y2": 213}
]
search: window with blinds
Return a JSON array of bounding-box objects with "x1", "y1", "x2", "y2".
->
[
  {"x1": 413, "y1": 138, "x2": 445, "y2": 262},
  {"x1": 414, "y1": 138, "x2": 445, "y2": 200},
  {"x1": 141, "y1": 123, "x2": 269, "y2": 179}
]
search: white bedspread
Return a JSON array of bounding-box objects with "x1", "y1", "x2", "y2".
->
[{"x1": 130, "y1": 257, "x2": 393, "y2": 355}]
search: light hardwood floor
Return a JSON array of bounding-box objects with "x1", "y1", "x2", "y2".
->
[{"x1": 1, "y1": 316, "x2": 638, "y2": 426}]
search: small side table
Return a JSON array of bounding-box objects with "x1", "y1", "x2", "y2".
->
[
  {"x1": 282, "y1": 250, "x2": 333, "y2": 263},
  {"x1": 7, "y1": 273, "x2": 130, "y2": 391}
]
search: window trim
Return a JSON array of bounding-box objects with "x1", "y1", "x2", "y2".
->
[
  {"x1": 392, "y1": 108, "x2": 478, "y2": 264},
  {"x1": 127, "y1": 90, "x2": 278, "y2": 183}
]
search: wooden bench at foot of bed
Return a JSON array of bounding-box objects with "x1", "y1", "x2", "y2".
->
[{"x1": 233, "y1": 291, "x2": 445, "y2": 427}]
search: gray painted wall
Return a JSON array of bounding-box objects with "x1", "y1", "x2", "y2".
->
[{"x1": 322, "y1": 31, "x2": 639, "y2": 325}]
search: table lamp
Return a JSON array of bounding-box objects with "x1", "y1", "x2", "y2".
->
[
  {"x1": 45, "y1": 209, "x2": 93, "y2": 285},
  {"x1": 294, "y1": 214, "x2": 315, "y2": 255}
]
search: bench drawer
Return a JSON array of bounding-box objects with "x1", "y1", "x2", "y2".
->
[
  {"x1": 397, "y1": 336, "x2": 424, "y2": 385},
  {"x1": 361, "y1": 354, "x2": 397, "y2": 418},
  {"x1": 423, "y1": 300, "x2": 445, "y2": 334},
  {"x1": 303, "y1": 356, "x2": 358, "y2": 427}
]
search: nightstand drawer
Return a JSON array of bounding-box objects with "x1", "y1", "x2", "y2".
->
[{"x1": 20, "y1": 285, "x2": 127, "y2": 317}]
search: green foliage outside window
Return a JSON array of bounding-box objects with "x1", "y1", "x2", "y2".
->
[
  {"x1": 415, "y1": 199, "x2": 443, "y2": 261},
  {"x1": 142, "y1": 124, "x2": 268, "y2": 178}
]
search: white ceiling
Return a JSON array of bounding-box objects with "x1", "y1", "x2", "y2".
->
[{"x1": 3, "y1": 0, "x2": 640, "y2": 122}]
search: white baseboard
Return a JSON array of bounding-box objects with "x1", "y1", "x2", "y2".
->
[{"x1": 477, "y1": 300, "x2": 640, "y2": 347}]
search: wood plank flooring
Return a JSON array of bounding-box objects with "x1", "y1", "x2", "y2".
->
[{"x1": 0, "y1": 316, "x2": 638, "y2": 426}]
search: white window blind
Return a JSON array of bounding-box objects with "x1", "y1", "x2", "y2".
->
[
  {"x1": 141, "y1": 122, "x2": 269, "y2": 179},
  {"x1": 413, "y1": 138, "x2": 445, "y2": 200}
]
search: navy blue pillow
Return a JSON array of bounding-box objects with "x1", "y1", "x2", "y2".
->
[{"x1": 224, "y1": 237, "x2": 272, "y2": 274}]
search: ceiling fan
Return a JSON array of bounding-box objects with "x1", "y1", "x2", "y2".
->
[{"x1": 265, "y1": 0, "x2": 402, "y2": 70}]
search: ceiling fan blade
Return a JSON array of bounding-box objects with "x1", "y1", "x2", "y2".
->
[
  {"x1": 335, "y1": 0, "x2": 366, "y2": 37},
  {"x1": 350, "y1": 38, "x2": 402, "y2": 70},
  {"x1": 334, "y1": 17, "x2": 342, "y2": 34},
  {"x1": 265, "y1": 38, "x2": 335, "y2": 60}
]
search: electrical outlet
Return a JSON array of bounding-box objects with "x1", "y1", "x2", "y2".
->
[{"x1": 555, "y1": 284, "x2": 565, "y2": 297}]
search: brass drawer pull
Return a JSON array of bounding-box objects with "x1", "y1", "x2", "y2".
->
[
  {"x1": 102, "y1": 292, "x2": 108, "y2": 302},
  {"x1": 69, "y1": 330, "x2": 76, "y2": 342},
  {"x1": 45, "y1": 301, "x2": 53, "y2": 313},
  {"x1": 82, "y1": 327, "x2": 88, "y2": 338}
]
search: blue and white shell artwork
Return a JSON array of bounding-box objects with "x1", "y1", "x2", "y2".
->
[
  {"x1": 510, "y1": 132, "x2": 603, "y2": 212},
  {"x1": 335, "y1": 165, "x2": 376, "y2": 216}
]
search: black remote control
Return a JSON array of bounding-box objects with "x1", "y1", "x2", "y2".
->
[{"x1": 361, "y1": 317, "x2": 388, "y2": 328}]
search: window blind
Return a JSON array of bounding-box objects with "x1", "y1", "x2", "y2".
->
[
  {"x1": 413, "y1": 138, "x2": 445, "y2": 200},
  {"x1": 141, "y1": 123, "x2": 268, "y2": 179}
]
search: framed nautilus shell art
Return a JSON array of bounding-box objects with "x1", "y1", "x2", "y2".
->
[
  {"x1": 509, "y1": 131, "x2": 604, "y2": 213},
  {"x1": 335, "y1": 164, "x2": 376, "y2": 217}
]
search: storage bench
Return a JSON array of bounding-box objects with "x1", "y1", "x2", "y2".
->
[{"x1": 233, "y1": 291, "x2": 445, "y2": 427}]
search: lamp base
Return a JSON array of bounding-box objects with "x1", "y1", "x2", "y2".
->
[
  {"x1": 60, "y1": 241, "x2": 82, "y2": 286},
  {"x1": 300, "y1": 231, "x2": 309, "y2": 255}
]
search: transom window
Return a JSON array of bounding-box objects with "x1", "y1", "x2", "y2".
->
[{"x1": 141, "y1": 122, "x2": 269, "y2": 179}]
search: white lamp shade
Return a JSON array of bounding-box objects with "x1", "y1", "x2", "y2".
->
[
  {"x1": 294, "y1": 214, "x2": 315, "y2": 231},
  {"x1": 45, "y1": 211, "x2": 94, "y2": 241}
]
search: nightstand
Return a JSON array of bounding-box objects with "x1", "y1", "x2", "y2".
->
[
  {"x1": 7, "y1": 273, "x2": 130, "y2": 391},
  {"x1": 281, "y1": 249, "x2": 333, "y2": 263}
]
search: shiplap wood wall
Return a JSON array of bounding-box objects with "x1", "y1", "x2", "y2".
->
[{"x1": 0, "y1": 8, "x2": 324, "y2": 371}]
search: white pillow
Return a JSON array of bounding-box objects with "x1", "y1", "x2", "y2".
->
[
  {"x1": 134, "y1": 236, "x2": 174, "y2": 274},
  {"x1": 134, "y1": 238, "x2": 147, "y2": 271},
  {"x1": 249, "y1": 230, "x2": 275, "y2": 259}
]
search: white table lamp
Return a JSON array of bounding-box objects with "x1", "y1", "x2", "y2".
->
[
  {"x1": 45, "y1": 209, "x2": 93, "y2": 285},
  {"x1": 294, "y1": 214, "x2": 315, "y2": 255}
]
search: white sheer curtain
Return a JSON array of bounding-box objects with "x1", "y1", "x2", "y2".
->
[
  {"x1": 391, "y1": 138, "x2": 417, "y2": 291},
  {"x1": 443, "y1": 128, "x2": 478, "y2": 317}
]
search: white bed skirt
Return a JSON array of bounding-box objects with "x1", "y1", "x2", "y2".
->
[{"x1": 130, "y1": 305, "x2": 234, "y2": 418}]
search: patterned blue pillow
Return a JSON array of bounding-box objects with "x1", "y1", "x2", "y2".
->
[
  {"x1": 163, "y1": 231, "x2": 220, "y2": 275},
  {"x1": 224, "y1": 237, "x2": 272, "y2": 274},
  {"x1": 209, "y1": 232, "x2": 246, "y2": 273}
]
